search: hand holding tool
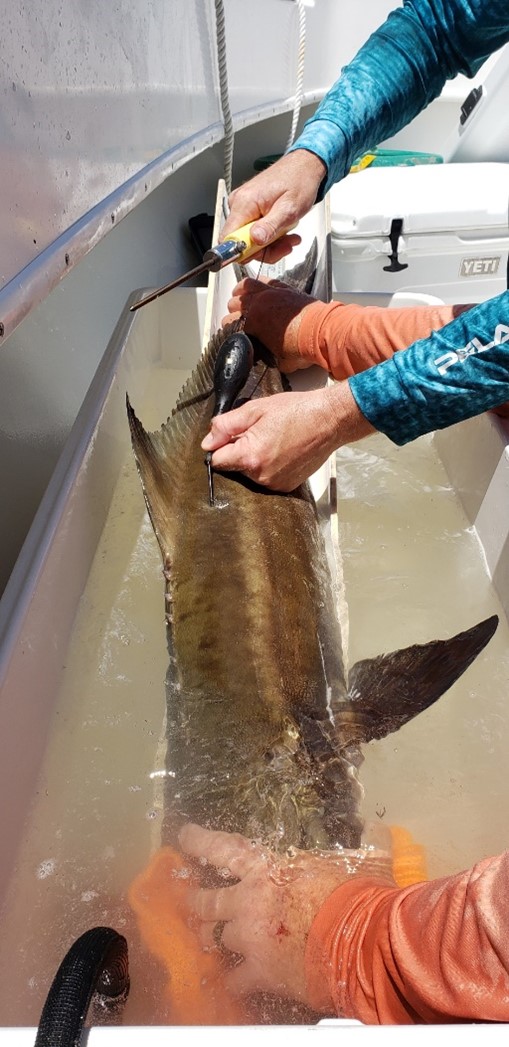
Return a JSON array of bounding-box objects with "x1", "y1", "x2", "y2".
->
[{"x1": 130, "y1": 221, "x2": 296, "y2": 311}]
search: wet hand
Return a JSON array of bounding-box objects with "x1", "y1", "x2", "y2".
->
[
  {"x1": 201, "y1": 387, "x2": 337, "y2": 491},
  {"x1": 222, "y1": 151, "x2": 327, "y2": 264},
  {"x1": 179, "y1": 823, "x2": 391, "y2": 1003},
  {"x1": 201, "y1": 383, "x2": 374, "y2": 492},
  {"x1": 223, "y1": 278, "x2": 318, "y2": 372}
]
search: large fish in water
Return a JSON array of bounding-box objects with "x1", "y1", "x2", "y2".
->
[{"x1": 127, "y1": 308, "x2": 497, "y2": 853}]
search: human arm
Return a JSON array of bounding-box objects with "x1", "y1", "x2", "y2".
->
[
  {"x1": 351, "y1": 290, "x2": 509, "y2": 444},
  {"x1": 223, "y1": 1, "x2": 509, "y2": 253},
  {"x1": 306, "y1": 850, "x2": 509, "y2": 1023},
  {"x1": 293, "y1": 0, "x2": 509, "y2": 197},
  {"x1": 180, "y1": 824, "x2": 509, "y2": 1023},
  {"x1": 179, "y1": 823, "x2": 393, "y2": 1004},
  {"x1": 205, "y1": 291, "x2": 509, "y2": 491},
  {"x1": 224, "y1": 277, "x2": 463, "y2": 377},
  {"x1": 201, "y1": 380, "x2": 375, "y2": 493}
]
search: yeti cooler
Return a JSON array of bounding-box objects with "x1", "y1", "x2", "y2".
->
[{"x1": 330, "y1": 162, "x2": 509, "y2": 304}]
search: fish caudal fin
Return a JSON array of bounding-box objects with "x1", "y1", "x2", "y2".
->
[{"x1": 345, "y1": 615, "x2": 498, "y2": 742}]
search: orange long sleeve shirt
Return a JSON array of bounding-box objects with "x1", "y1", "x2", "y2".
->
[
  {"x1": 296, "y1": 298, "x2": 509, "y2": 419},
  {"x1": 298, "y1": 301, "x2": 509, "y2": 1023},
  {"x1": 296, "y1": 299, "x2": 463, "y2": 380},
  {"x1": 305, "y1": 851, "x2": 509, "y2": 1024}
]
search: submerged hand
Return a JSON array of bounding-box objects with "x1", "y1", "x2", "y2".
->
[
  {"x1": 222, "y1": 150, "x2": 327, "y2": 263},
  {"x1": 223, "y1": 278, "x2": 318, "y2": 373},
  {"x1": 180, "y1": 824, "x2": 394, "y2": 1004},
  {"x1": 201, "y1": 383, "x2": 374, "y2": 491}
]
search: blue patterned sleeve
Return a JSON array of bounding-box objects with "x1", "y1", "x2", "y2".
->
[
  {"x1": 290, "y1": 0, "x2": 509, "y2": 195},
  {"x1": 348, "y1": 292, "x2": 509, "y2": 444}
]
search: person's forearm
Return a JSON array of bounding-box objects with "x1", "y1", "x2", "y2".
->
[
  {"x1": 291, "y1": 0, "x2": 509, "y2": 194},
  {"x1": 348, "y1": 291, "x2": 509, "y2": 444},
  {"x1": 297, "y1": 299, "x2": 461, "y2": 378},
  {"x1": 305, "y1": 851, "x2": 509, "y2": 1024},
  {"x1": 326, "y1": 380, "x2": 376, "y2": 447}
]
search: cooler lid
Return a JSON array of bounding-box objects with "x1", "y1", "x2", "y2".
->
[{"x1": 330, "y1": 162, "x2": 509, "y2": 237}]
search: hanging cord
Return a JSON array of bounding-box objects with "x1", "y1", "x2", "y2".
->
[
  {"x1": 237, "y1": 250, "x2": 268, "y2": 332},
  {"x1": 286, "y1": 0, "x2": 307, "y2": 151},
  {"x1": 214, "y1": 0, "x2": 235, "y2": 194}
]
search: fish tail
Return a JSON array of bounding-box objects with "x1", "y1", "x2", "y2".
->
[{"x1": 342, "y1": 614, "x2": 498, "y2": 742}]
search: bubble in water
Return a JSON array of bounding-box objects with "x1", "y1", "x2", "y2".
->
[
  {"x1": 36, "y1": 859, "x2": 56, "y2": 880},
  {"x1": 171, "y1": 867, "x2": 190, "y2": 880}
]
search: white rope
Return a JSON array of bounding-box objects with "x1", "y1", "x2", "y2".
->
[
  {"x1": 286, "y1": 0, "x2": 307, "y2": 152},
  {"x1": 214, "y1": 0, "x2": 235, "y2": 194}
]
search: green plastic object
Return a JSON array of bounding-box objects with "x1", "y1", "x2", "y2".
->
[
  {"x1": 253, "y1": 147, "x2": 443, "y2": 175},
  {"x1": 351, "y1": 147, "x2": 443, "y2": 171}
]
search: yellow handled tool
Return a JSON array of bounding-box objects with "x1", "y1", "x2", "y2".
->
[{"x1": 130, "y1": 221, "x2": 296, "y2": 312}]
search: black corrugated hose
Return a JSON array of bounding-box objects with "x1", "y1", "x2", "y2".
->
[{"x1": 35, "y1": 926, "x2": 129, "y2": 1047}]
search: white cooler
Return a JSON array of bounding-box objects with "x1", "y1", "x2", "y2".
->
[{"x1": 330, "y1": 162, "x2": 509, "y2": 304}]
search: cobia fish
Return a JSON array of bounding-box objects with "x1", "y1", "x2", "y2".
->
[{"x1": 127, "y1": 314, "x2": 498, "y2": 853}]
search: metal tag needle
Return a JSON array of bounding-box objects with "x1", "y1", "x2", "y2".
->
[
  {"x1": 205, "y1": 452, "x2": 215, "y2": 507},
  {"x1": 130, "y1": 239, "x2": 247, "y2": 312},
  {"x1": 129, "y1": 218, "x2": 296, "y2": 312}
]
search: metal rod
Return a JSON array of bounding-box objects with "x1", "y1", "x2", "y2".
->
[
  {"x1": 205, "y1": 452, "x2": 215, "y2": 507},
  {"x1": 130, "y1": 259, "x2": 212, "y2": 311}
]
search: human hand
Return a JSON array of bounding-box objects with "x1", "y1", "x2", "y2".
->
[
  {"x1": 223, "y1": 278, "x2": 318, "y2": 373},
  {"x1": 222, "y1": 150, "x2": 327, "y2": 264},
  {"x1": 201, "y1": 382, "x2": 374, "y2": 491},
  {"x1": 180, "y1": 823, "x2": 394, "y2": 1003}
]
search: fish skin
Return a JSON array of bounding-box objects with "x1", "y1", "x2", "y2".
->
[
  {"x1": 127, "y1": 313, "x2": 498, "y2": 854},
  {"x1": 127, "y1": 335, "x2": 352, "y2": 850}
]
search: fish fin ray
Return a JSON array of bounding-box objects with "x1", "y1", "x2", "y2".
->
[
  {"x1": 125, "y1": 322, "x2": 245, "y2": 560},
  {"x1": 174, "y1": 320, "x2": 243, "y2": 413},
  {"x1": 345, "y1": 615, "x2": 498, "y2": 741},
  {"x1": 282, "y1": 238, "x2": 318, "y2": 294},
  {"x1": 126, "y1": 395, "x2": 184, "y2": 562}
]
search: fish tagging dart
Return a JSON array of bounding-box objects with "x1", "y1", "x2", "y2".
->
[
  {"x1": 205, "y1": 329, "x2": 254, "y2": 507},
  {"x1": 129, "y1": 221, "x2": 296, "y2": 311}
]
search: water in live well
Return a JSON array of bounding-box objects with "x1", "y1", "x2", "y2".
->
[
  {"x1": 0, "y1": 419, "x2": 507, "y2": 1027},
  {"x1": 336, "y1": 432, "x2": 509, "y2": 881}
]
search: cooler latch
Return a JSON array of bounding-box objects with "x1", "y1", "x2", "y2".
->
[{"x1": 383, "y1": 218, "x2": 408, "y2": 273}]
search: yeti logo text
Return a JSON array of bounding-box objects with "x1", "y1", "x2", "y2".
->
[
  {"x1": 460, "y1": 256, "x2": 500, "y2": 277},
  {"x1": 435, "y1": 324, "x2": 509, "y2": 375}
]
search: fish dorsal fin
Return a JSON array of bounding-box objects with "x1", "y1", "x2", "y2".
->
[
  {"x1": 126, "y1": 395, "x2": 185, "y2": 564},
  {"x1": 126, "y1": 324, "x2": 241, "y2": 562},
  {"x1": 282, "y1": 238, "x2": 318, "y2": 295},
  {"x1": 174, "y1": 321, "x2": 241, "y2": 412},
  {"x1": 233, "y1": 237, "x2": 318, "y2": 294},
  {"x1": 345, "y1": 615, "x2": 498, "y2": 742}
]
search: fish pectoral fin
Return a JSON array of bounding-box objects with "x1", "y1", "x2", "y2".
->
[{"x1": 345, "y1": 615, "x2": 498, "y2": 742}]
